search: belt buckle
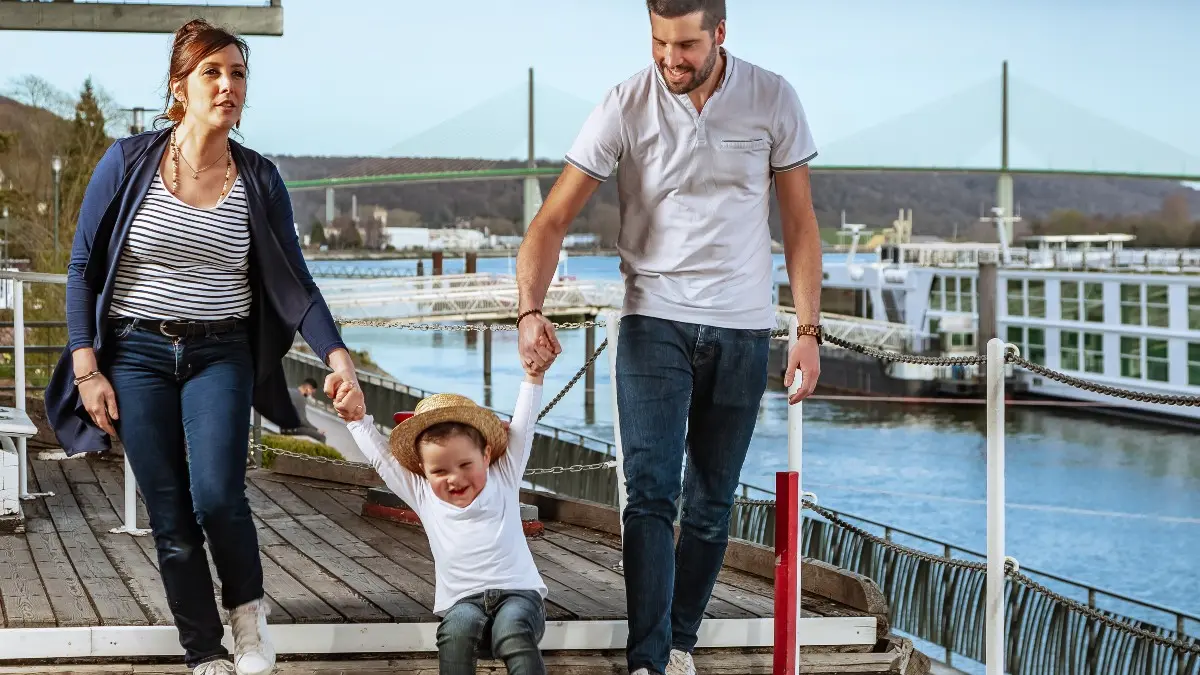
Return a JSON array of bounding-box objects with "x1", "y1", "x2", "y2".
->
[{"x1": 159, "y1": 321, "x2": 184, "y2": 338}]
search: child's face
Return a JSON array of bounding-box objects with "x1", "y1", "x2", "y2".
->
[{"x1": 420, "y1": 434, "x2": 491, "y2": 507}]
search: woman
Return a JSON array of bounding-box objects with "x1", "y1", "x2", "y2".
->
[{"x1": 44, "y1": 19, "x2": 366, "y2": 675}]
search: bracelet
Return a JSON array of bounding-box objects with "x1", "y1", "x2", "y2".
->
[
  {"x1": 517, "y1": 308, "x2": 542, "y2": 326},
  {"x1": 73, "y1": 370, "x2": 102, "y2": 386},
  {"x1": 796, "y1": 324, "x2": 824, "y2": 345}
]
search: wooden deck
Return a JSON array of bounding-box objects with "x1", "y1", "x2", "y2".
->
[{"x1": 0, "y1": 452, "x2": 928, "y2": 673}]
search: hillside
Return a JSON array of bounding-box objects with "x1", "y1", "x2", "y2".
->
[{"x1": 269, "y1": 154, "x2": 1200, "y2": 246}]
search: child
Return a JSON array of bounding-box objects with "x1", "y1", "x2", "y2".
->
[{"x1": 338, "y1": 368, "x2": 548, "y2": 675}]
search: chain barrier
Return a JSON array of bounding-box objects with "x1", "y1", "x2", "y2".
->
[
  {"x1": 335, "y1": 318, "x2": 604, "y2": 332},
  {"x1": 253, "y1": 444, "x2": 617, "y2": 478}
]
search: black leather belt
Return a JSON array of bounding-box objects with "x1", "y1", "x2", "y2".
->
[{"x1": 117, "y1": 318, "x2": 244, "y2": 338}]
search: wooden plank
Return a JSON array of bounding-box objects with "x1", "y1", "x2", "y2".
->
[
  {"x1": 21, "y1": 462, "x2": 100, "y2": 627},
  {"x1": 325, "y1": 489, "x2": 576, "y2": 621},
  {"x1": 251, "y1": 479, "x2": 438, "y2": 620},
  {"x1": 0, "y1": 651, "x2": 776, "y2": 675},
  {"x1": 279, "y1": 481, "x2": 440, "y2": 610},
  {"x1": 89, "y1": 458, "x2": 298, "y2": 625},
  {"x1": 245, "y1": 482, "x2": 430, "y2": 621},
  {"x1": 0, "y1": 529, "x2": 56, "y2": 627},
  {"x1": 255, "y1": 540, "x2": 343, "y2": 624},
  {"x1": 31, "y1": 459, "x2": 147, "y2": 626},
  {"x1": 542, "y1": 523, "x2": 771, "y2": 619},
  {"x1": 59, "y1": 460, "x2": 174, "y2": 626}
]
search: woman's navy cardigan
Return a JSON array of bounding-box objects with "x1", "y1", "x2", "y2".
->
[{"x1": 44, "y1": 127, "x2": 348, "y2": 456}]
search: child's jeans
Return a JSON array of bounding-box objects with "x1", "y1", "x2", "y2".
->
[{"x1": 437, "y1": 589, "x2": 546, "y2": 675}]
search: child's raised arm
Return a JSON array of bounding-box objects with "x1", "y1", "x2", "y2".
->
[
  {"x1": 344, "y1": 415, "x2": 425, "y2": 509},
  {"x1": 492, "y1": 371, "x2": 544, "y2": 486}
]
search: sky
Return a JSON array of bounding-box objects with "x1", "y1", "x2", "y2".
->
[{"x1": 2, "y1": 0, "x2": 1198, "y2": 174}]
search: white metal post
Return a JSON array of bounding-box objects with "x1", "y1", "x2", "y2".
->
[
  {"x1": 787, "y1": 315, "x2": 804, "y2": 666},
  {"x1": 14, "y1": 277, "x2": 52, "y2": 501},
  {"x1": 985, "y1": 337, "x2": 1006, "y2": 675},
  {"x1": 14, "y1": 277, "x2": 25, "y2": 499},
  {"x1": 605, "y1": 310, "x2": 626, "y2": 570},
  {"x1": 110, "y1": 458, "x2": 150, "y2": 535}
]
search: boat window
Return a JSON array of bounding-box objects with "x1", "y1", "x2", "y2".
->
[
  {"x1": 1083, "y1": 283, "x2": 1104, "y2": 322},
  {"x1": 1005, "y1": 326, "x2": 1045, "y2": 365},
  {"x1": 1146, "y1": 339, "x2": 1169, "y2": 382},
  {"x1": 930, "y1": 276, "x2": 943, "y2": 311},
  {"x1": 1028, "y1": 281, "x2": 1046, "y2": 319},
  {"x1": 1189, "y1": 288, "x2": 1200, "y2": 331},
  {"x1": 1147, "y1": 285, "x2": 1169, "y2": 329},
  {"x1": 960, "y1": 277, "x2": 975, "y2": 313},
  {"x1": 1061, "y1": 282, "x2": 1080, "y2": 321},
  {"x1": 1083, "y1": 333, "x2": 1104, "y2": 374},
  {"x1": 1120, "y1": 284, "x2": 1142, "y2": 326},
  {"x1": 1189, "y1": 343, "x2": 1200, "y2": 386},
  {"x1": 1120, "y1": 337, "x2": 1142, "y2": 379},
  {"x1": 1061, "y1": 331, "x2": 1080, "y2": 371},
  {"x1": 1006, "y1": 279, "x2": 1024, "y2": 316}
]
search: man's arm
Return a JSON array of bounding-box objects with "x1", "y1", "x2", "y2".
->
[
  {"x1": 516, "y1": 87, "x2": 624, "y2": 371},
  {"x1": 776, "y1": 166, "x2": 821, "y2": 326},
  {"x1": 516, "y1": 166, "x2": 602, "y2": 314},
  {"x1": 775, "y1": 165, "x2": 822, "y2": 403}
]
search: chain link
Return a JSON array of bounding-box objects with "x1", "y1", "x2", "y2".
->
[
  {"x1": 335, "y1": 318, "x2": 605, "y2": 332},
  {"x1": 537, "y1": 339, "x2": 607, "y2": 422},
  {"x1": 1006, "y1": 569, "x2": 1200, "y2": 654},
  {"x1": 823, "y1": 333, "x2": 988, "y2": 366},
  {"x1": 253, "y1": 444, "x2": 618, "y2": 478},
  {"x1": 524, "y1": 460, "x2": 618, "y2": 476},
  {"x1": 1006, "y1": 353, "x2": 1200, "y2": 406}
]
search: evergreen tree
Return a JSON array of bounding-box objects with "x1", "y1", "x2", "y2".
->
[{"x1": 57, "y1": 78, "x2": 110, "y2": 264}]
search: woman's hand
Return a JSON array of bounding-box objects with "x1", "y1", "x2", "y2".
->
[
  {"x1": 79, "y1": 375, "x2": 119, "y2": 436},
  {"x1": 323, "y1": 348, "x2": 365, "y2": 421}
]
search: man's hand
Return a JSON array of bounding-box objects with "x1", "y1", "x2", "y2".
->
[
  {"x1": 785, "y1": 337, "x2": 820, "y2": 404},
  {"x1": 518, "y1": 312, "x2": 561, "y2": 373}
]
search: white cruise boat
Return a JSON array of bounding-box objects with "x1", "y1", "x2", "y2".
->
[{"x1": 777, "y1": 214, "x2": 1200, "y2": 425}]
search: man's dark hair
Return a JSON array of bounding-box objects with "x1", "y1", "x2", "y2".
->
[
  {"x1": 646, "y1": 0, "x2": 726, "y2": 32},
  {"x1": 302, "y1": 378, "x2": 318, "y2": 388}
]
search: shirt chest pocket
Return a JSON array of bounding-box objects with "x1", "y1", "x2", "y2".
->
[{"x1": 712, "y1": 138, "x2": 770, "y2": 191}]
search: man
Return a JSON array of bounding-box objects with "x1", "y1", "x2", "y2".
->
[
  {"x1": 283, "y1": 378, "x2": 326, "y2": 441},
  {"x1": 515, "y1": 1, "x2": 822, "y2": 673}
]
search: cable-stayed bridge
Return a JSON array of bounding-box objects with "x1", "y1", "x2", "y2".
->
[{"x1": 284, "y1": 63, "x2": 1200, "y2": 236}]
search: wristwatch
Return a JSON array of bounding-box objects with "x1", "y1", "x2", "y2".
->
[{"x1": 796, "y1": 324, "x2": 823, "y2": 345}]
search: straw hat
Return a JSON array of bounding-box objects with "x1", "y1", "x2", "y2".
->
[{"x1": 389, "y1": 393, "x2": 509, "y2": 475}]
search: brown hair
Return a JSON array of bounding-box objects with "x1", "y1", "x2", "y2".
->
[
  {"x1": 416, "y1": 422, "x2": 487, "y2": 465},
  {"x1": 154, "y1": 19, "x2": 250, "y2": 129},
  {"x1": 646, "y1": 0, "x2": 726, "y2": 32}
]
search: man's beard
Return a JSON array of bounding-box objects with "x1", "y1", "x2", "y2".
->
[{"x1": 659, "y1": 44, "x2": 718, "y2": 95}]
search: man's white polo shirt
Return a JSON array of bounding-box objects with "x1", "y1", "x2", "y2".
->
[{"x1": 565, "y1": 50, "x2": 818, "y2": 330}]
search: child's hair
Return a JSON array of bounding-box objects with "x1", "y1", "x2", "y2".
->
[{"x1": 416, "y1": 422, "x2": 487, "y2": 460}]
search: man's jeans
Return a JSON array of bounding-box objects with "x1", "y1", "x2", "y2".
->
[
  {"x1": 616, "y1": 314, "x2": 770, "y2": 675},
  {"x1": 436, "y1": 589, "x2": 546, "y2": 675},
  {"x1": 106, "y1": 321, "x2": 262, "y2": 668}
]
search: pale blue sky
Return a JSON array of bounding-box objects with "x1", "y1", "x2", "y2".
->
[{"x1": 3, "y1": 0, "x2": 1198, "y2": 174}]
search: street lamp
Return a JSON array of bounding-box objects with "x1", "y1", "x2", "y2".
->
[{"x1": 51, "y1": 155, "x2": 62, "y2": 257}]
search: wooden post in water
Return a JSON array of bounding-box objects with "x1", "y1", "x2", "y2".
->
[
  {"x1": 977, "y1": 262, "x2": 998, "y2": 358},
  {"x1": 482, "y1": 324, "x2": 493, "y2": 408},
  {"x1": 584, "y1": 317, "x2": 596, "y2": 416},
  {"x1": 465, "y1": 253, "x2": 479, "y2": 347},
  {"x1": 416, "y1": 259, "x2": 424, "y2": 276},
  {"x1": 432, "y1": 250, "x2": 443, "y2": 276}
]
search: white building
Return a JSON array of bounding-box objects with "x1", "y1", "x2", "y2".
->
[{"x1": 385, "y1": 227, "x2": 431, "y2": 250}]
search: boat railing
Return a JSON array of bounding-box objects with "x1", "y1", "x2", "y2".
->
[{"x1": 873, "y1": 242, "x2": 1200, "y2": 272}]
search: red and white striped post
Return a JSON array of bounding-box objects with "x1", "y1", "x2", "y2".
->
[{"x1": 773, "y1": 316, "x2": 804, "y2": 675}]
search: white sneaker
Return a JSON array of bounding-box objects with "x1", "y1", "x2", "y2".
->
[
  {"x1": 229, "y1": 598, "x2": 276, "y2": 675},
  {"x1": 194, "y1": 660, "x2": 236, "y2": 675},
  {"x1": 631, "y1": 670, "x2": 653, "y2": 675},
  {"x1": 667, "y1": 649, "x2": 696, "y2": 675}
]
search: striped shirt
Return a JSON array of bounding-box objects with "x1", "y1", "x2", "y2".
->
[{"x1": 109, "y1": 173, "x2": 252, "y2": 321}]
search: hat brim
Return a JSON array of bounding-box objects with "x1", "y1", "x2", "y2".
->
[{"x1": 388, "y1": 405, "x2": 509, "y2": 475}]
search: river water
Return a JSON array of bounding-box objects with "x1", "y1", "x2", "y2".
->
[{"x1": 311, "y1": 254, "x2": 1200, "y2": 629}]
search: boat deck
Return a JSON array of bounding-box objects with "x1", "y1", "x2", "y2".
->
[
  {"x1": 0, "y1": 453, "x2": 927, "y2": 673},
  {"x1": 0, "y1": 455, "x2": 786, "y2": 628}
]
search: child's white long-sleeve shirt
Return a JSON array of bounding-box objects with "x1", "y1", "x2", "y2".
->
[{"x1": 345, "y1": 382, "x2": 547, "y2": 614}]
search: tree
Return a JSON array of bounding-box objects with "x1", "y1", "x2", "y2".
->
[
  {"x1": 1161, "y1": 192, "x2": 1190, "y2": 227},
  {"x1": 54, "y1": 78, "x2": 110, "y2": 266},
  {"x1": 309, "y1": 219, "x2": 327, "y2": 247}
]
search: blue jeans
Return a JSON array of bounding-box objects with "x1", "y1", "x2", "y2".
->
[
  {"x1": 436, "y1": 589, "x2": 546, "y2": 675},
  {"x1": 616, "y1": 314, "x2": 769, "y2": 675},
  {"x1": 105, "y1": 321, "x2": 261, "y2": 668}
]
